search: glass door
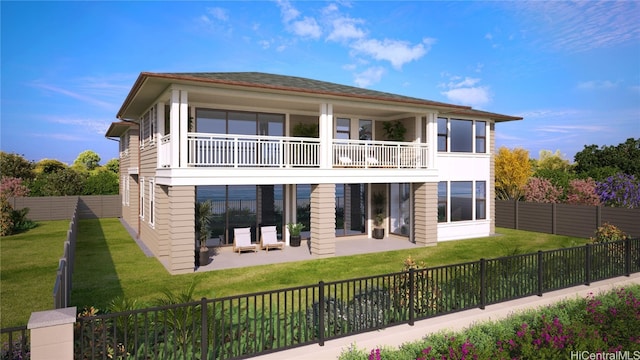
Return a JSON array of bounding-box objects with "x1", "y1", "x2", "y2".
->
[
  {"x1": 390, "y1": 183, "x2": 411, "y2": 236},
  {"x1": 335, "y1": 183, "x2": 366, "y2": 236}
]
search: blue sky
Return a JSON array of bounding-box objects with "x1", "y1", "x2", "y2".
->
[{"x1": 1, "y1": 1, "x2": 638, "y2": 165}]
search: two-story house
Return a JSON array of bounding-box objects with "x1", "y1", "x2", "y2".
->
[{"x1": 106, "y1": 72, "x2": 522, "y2": 274}]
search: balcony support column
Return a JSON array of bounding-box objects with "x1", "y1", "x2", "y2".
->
[
  {"x1": 310, "y1": 183, "x2": 335, "y2": 257},
  {"x1": 426, "y1": 112, "x2": 438, "y2": 169},
  {"x1": 413, "y1": 182, "x2": 437, "y2": 246},
  {"x1": 319, "y1": 103, "x2": 333, "y2": 169}
]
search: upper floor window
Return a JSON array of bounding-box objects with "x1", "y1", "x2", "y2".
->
[
  {"x1": 437, "y1": 118, "x2": 487, "y2": 153},
  {"x1": 336, "y1": 118, "x2": 350, "y2": 140},
  {"x1": 140, "y1": 105, "x2": 156, "y2": 148}
]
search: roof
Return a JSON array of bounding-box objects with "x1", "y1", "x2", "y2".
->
[
  {"x1": 117, "y1": 72, "x2": 522, "y2": 122},
  {"x1": 105, "y1": 121, "x2": 137, "y2": 138}
]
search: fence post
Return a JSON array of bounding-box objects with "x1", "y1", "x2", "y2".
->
[
  {"x1": 551, "y1": 203, "x2": 557, "y2": 235},
  {"x1": 585, "y1": 244, "x2": 591, "y2": 286},
  {"x1": 514, "y1": 200, "x2": 519, "y2": 230},
  {"x1": 201, "y1": 297, "x2": 208, "y2": 360},
  {"x1": 28, "y1": 307, "x2": 76, "y2": 360},
  {"x1": 318, "y1": 281, "x2": 325, "y2": 347},
  {"x1": 408, "y1": 268, "x2": 415, "y2": 326},
  {"x1": 479, "y1": 259, "x2": 486, "y2": 310},
  {"x1": 537, "y1": 251, "x2": 543, "y2": 296},
  {"x1": 625, "y1": 238, "x2": 631, "y2": 277}
]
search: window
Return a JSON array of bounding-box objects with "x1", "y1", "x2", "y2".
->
[
  {"x1": 450, "y1": 181, "x2": 472, "y2": 221},
  {"x1": 140, "y1": 177, "x2": 145, "y2": 219},
  {"x1": 359, "y1": 119, "x2": 372, "y2": 140},
  {"x1": 450, "y1": 119, "x2": 473, "y2": 152},
  {"x1": 149, "y1": 178, "x2": 155, "y2": 226},
  {"x1": 390, "y1": 183, "x2": 411, "y2": 236},
  {"x1": 438, "y1": 182, "x2": 447, "y2": 222},
  {"x1": 139, "y1": 105, "x2": 156, "y2": 148},
  {"x1": 125, "y1": 176, "x2": 130, "y2": 206},
  {"x1": 437, "y1": 117, "x2": 448, "y2": 151},
  {"x1": 336, "y1": 118, "x2": 350, "y2": 139},
  {"x1": 476, "y1": 181, "x2": 486, "y2": 220},
  {"x1": 476, "y1": 121, "x2": 486, "y2": 153}
]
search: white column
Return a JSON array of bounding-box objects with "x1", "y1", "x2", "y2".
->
[
  {"x1": 319, "y1": 103, "x2": 333, "y2": 168},
  {"x1": 426, "y1": 112, "x2": 438, "y2": 169},
  {"x1": 28, "y1": 307, "x2": 77, "y2": 360},
  {"x1": 170, "y1": 90, "x2": 180, "y2": 168},
  {"x1": 414, "y1": 115, "x2": 422, "y2": 143},
  {"x1": 156, "y1": 102, "x2": 165, "y2": 168},
  {"x1": 179, "y1": 90, "x2": 189, "y2": 168}
]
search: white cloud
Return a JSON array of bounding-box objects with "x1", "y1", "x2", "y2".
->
[
  {"x1": 43, "y1": 115, "x2": 111, "y2": 135},
  {"x1": 327, "y1": 17, "x2": 366, "y2": 42},
  {"x1": 577, "y1": 80, "x2": 619, "y2": 90},
  {"x1": 206, "y1": 7, "x2": 228, "y2": 22},
  {"x1": 536, "y1": 124, "x2": 607, "y2": 133},
  {"x1": 354, "y1": 67, "x2": 385, "y2": 87},
  {"x1": 290, "y1": 17, "x2": 322, "y2": 38},
  {"x1": 276, "y1": 0, "x2": 299, "y2": 23},
  {"x1": 31, "y1": 82, "x2": 116, "y2": 110},
  {"x1": 442, "y1": 87, "x2": 491, "y2": 107},
  {"x1": 351, "y1": 38, "x2": 434, "y2": 70}
]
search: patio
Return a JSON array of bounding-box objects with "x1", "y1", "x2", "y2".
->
[{"x1": 196, "y1": 236, "x2": 421, "y2": 272}]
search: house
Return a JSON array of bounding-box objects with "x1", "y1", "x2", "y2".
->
[{"x1": 106, "y1": 72, "x2": 522, "y2": 274}]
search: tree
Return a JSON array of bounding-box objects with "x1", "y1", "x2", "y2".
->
[
  {"x1": 29, "y1": 168, "x2": 86, "y2": 196},
  {"x1": 596, "y1": 173, "x2": 640, "y2": 208},
  {"x1": 566, "y1": 178, "x2": 600, "y2": 206},
  {"x1": 532, "y1": 150, "x2": 573, "y2": 173},
  {"x1": 0, "y1": 177, "x2": 30, "y2": 197},
  {"x1": 35, "y1": 159, "x2": 67, "y2": 174},
  {"x1": 73, "y1": 150, "x2": 101, "y2": 171},
  {"x1": 574, "y1": 138, "x2": 640, "y2": 180},
  {"x1": 105, "y1": 158, "x2": 120, "y2": 174},
  {"x1": 495, "y1": 147, "x2": 532, "y2": 200},
  {"x1": 83, "y1": 170, "x2": 119, "y2": 195},
  {"x1": 0, "y1": 152, "x2": 35, "y2": 180}
]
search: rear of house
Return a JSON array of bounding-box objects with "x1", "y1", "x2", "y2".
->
[{"x1": 106, "y1": 72, "x2": 522, "y2": 274}]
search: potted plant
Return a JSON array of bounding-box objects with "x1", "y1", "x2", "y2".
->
[
  {"x1": 195, "y1": 200, "x2": 213, "y2": 266},
  {"x1": 382, "y1": 120, "x2": 406, "y2": 141},
  {"x1": 287, "y1": 222, "x2": 305, "y2": 247},
  {"x1": 372, "y1": 191, "x2": 385, "y2": 239}
]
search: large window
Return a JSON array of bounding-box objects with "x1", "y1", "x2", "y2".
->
[
  {"x1": 438, "y1": 118, "x2": 488, "y2": 153},
  {"x1": 195, "y1": 109, "x2": 284, "y2": 136},
  {"x1": 390, "y1": 183, "x2": 411, "y2": 236},
  {"x1": 439, "y1": 180, "x2": 487, "y2": 222},
  {"x1": 336, "y1": 118, "x2": 350, "y2": 139}
]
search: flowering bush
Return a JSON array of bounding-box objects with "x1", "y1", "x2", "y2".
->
[
  {"x1": 0, "y1": 177, "x2": 30, "y2": 197},
  {"x1": 523, "y1": 177, "x2": 562, "y2": 203},
  {"x1": 591, "y1": 223, "x2": 628, "y2": 243},
  {"x1": 596, "y1": 173, "x2": 640, "y2": 208},
  {"x1": 566, "y1": 178, "x2": 600, "y2": 206},
  {"x1": 340, "y1": 285, "x2": 640, "y2": 360}
]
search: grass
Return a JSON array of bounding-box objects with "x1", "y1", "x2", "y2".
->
[
  {"x1": 2, "y1": 218, "x2": 590, "y2": 328},
  {"x1": 0, "y1": 220, "x2": 71, "y2": 328}
]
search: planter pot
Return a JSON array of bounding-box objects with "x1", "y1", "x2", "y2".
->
[
  {"x1": 199, "y1": 247, "x2": 210, "y2": 266},
  {"x1": 290, "y1": 235, "x2": 301, "y2": 247},
  {"x1": 372, "y1": 228, "x2": 385, "y2": 239}
]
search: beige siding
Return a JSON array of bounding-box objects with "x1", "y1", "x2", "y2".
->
[
  {"x1": 156, "y1": 185, "x2": 170, "y2": 259},
  {"x1": 490, "y1": 123, "x2": 496, "y2": 234},
  {"x1": 168, "y1": 186, "x2": 195, "y2": 274},
  {"x1": 138, "y1": 137, "x2": 160, "y2": 256},
  {"x1": 121, "y1": 127, "x2": 140, "y2": 232},
  {"x1": 413, "y1": 182, "x2": 437, "y2": 246},
  {"x1": 310, "y1": 183, "x2": 335, "y2": 257}
]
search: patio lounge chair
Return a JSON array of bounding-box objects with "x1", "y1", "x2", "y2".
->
[
  {"x1": 260, "y1": 226, "x2": 284, "y2": 252},
  {"x1": 233, "y1": 227, "x2": 257, "y2": 254}
]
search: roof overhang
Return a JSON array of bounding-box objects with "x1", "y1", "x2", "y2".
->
[{"x1": 105, "y1": 121, "x2": 137, "y2": 138}]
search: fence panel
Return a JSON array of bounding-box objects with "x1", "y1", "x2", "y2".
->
[
  {"x1": 541, "y1": 246, "x2": 586, "y2": 292},
  {"x1": 485, "y1": 253, "x2": 538, "y2": 305},
  {"x1": 517, "y1": 202, "x2": 553, "y2": 233},
  {"x1": 495, "y1": 200, "x2": 515, "y2": 228},
  {"x1": 601, "y1": 207, "x2": 640, "y2": 238},
  {"x1": 556, "y1": 204, "x2": 598, "y2": 238}
]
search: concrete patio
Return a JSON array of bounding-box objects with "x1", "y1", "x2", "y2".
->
[{"x1": 196, "y1": 236, "x2": 421, "y2": 271}]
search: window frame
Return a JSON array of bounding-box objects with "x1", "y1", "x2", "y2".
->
[
  {"x1": 140, "y1": 177, "x2": 145, "y2": 220},
  {"x1": 149, "y1": 178, "x2": 155, "y2": 227}
]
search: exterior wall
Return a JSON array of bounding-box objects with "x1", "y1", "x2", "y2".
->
[
  {"x1": 138, "y1": 125, "x2": 161, "y2": 257},
  {"x1": 310, "y1": 183, "x2": 335, "y2": 257},
  {"x1": 489, "y1": 122, "x2": 496, "y2": 234},
  {"x1": 122, "y1": 127, "x2": 140, "y2": 230},
  {"x1": 168, "y1": 186, "x2": 196, "y2": 274},
  {"x1": 413, "y1": 182, "x2": 437, "y2": 246}
]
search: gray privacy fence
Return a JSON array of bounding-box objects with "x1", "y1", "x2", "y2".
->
[
  {"x1": 75, "y1": 237, "x2": 640, "y2": 360},
  {"x1": 53, "y1": 199, "x2": 79, "y2": 309},
  {"x1": 6, "y1": 195, "x2": 121, "y2": 221},
  {"x1": 496, "y1": 200, "x2": 640, "y2": 238}
]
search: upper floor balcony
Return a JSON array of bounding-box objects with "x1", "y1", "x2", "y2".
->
[{"x1": 159, "y1": 132, "x2": 430, "y2": 170}]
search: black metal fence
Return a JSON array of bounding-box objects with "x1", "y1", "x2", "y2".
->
[
  {"x1": 74, "y1": 237, "x2": 640, "y2": 359},
  {"x1": 1, "y1": 325, "x2": 29, "y2": 360}
]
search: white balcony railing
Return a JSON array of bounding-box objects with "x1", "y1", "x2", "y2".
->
[
  {"x1": 332, "y1": 139, "x2": 428, "y2": 168},
  {"x1": 158, "y1": 133, "x2": 429, "y2": 169}
]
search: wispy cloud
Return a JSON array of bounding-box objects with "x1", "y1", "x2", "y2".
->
[
  {"x1": 577, "y1": 80, "x2": 620, "y2": 90},
  {"x1": 197, "y1": 6, "x2": 232, "y2": 35},
  {"x1": 31, "y1": 82, "x2": 116, "y2": 110},
  {"x1": 351, "y1": 38, "x2": 435, "y2": 70},
  {"x1": 535, "y1": 124, "x2": 608, "y2": 134},
  {"x1": 43, "y1": 115, "x2": 111, "y2": 135},
  {"x1": 354, "y1": 66, "x2": 385, "y2": 88},
  {"x1": 512, "y1": 1, "x2": 640, "y2": 52},
  {"x1": 29, "y1": 133, "x2": 89, "y2": 142},
  {"x1": 276, "y1": 0, "x2": 321, "y2": 39}
]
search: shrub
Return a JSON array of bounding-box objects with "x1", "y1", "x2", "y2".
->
[
  {"x1": 566, "y1": 178, "x2": 600, "y2": 206},
  {"x1": 0, "y1": 177, "x2": 30, "y2": 197},
  {"x1": 0, "y1": 196, "x2": 35, "y2": 236},
  {"x1": 596, "y1": 173, "x2": 640, "y2": 208},
  {"x1": 591, "y1": 223, "x2": 628, "y2": 243},
  {"x1": 523, "y1": 177, "x2": 562, "y2": 203}
]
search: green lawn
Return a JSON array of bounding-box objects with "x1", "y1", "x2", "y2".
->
[
  {"x1": 1, "y1": 218, "x2": 590, "y2": 328},
  {"x1": 0, "y1": 220, "x2": 71, "y2": 328}
]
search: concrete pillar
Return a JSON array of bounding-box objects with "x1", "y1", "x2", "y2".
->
[
  {"x1": 28, "y1": 307, "x2": 76, "y2": 360},
  {"x1": 413, "y1": 182, "x2": 437, "y2": 246},
  {"x1": 310, "y1": 183, "x2": 335, "y2": 257}
]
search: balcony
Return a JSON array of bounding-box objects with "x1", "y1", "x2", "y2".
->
[{"x1": 159, "y1": 133, "x2": 429, "y2": 169}]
